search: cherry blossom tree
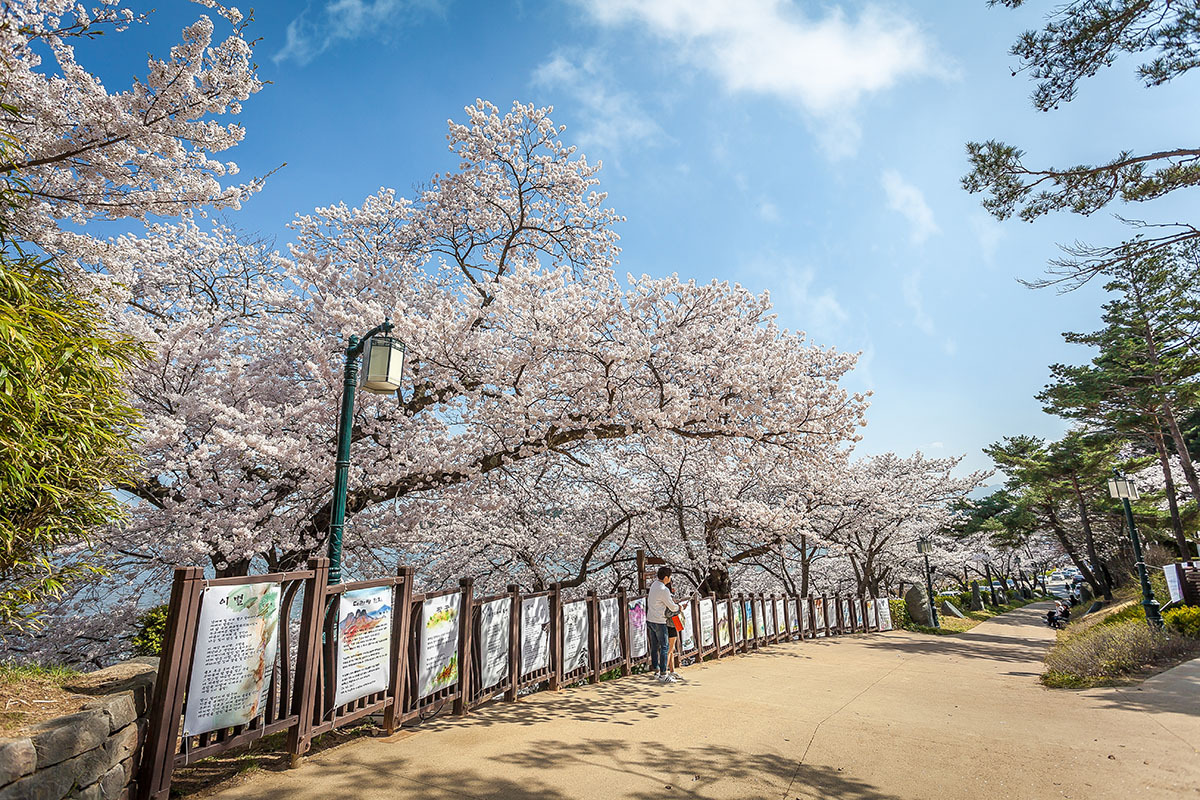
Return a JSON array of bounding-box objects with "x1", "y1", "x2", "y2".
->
[{"x1": 0, "y1": 0, "x2": 265, "y2": 251}]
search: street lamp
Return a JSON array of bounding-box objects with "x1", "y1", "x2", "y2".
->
[
  {"x1": 917, "y1": 536, "x2": 940, "y2": 628},
  {"x1": 1108, "y1": 470, "x2": 1163, "y2": 628},
  {"x1": 328, "y1": 320, "x2": 406, "y2": 585}
]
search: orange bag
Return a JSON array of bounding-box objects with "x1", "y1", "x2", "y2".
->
[{"x1": 671, "y1": 613, "x2": 684, "y2": 632}]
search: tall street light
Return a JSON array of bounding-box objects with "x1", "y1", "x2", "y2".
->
[
  {"x1": 917, "y1": 536, "x2": 940, "y2": 628},
  {"x1": 1107, "y1": 470, "x2": 1163, "y2": 628},
  {"x1": 329, "y1": 320, "x2": 406, "y2": 585}
]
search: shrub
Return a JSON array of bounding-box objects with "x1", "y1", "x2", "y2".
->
[
  {"x1": 1042, "y1": 617, "x2": 1198, "y2": 686},
  {"x1": 132, "y1": 604, "x2": 170, "y2": 656},
  {"x1": 888, "y1": 597, "x2": 911, "y2": 630},
  {"x1": 1164, "y1": 606, "x2": 1200, "y2": 639}
]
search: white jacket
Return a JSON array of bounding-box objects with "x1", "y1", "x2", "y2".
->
[{"x1": 646, "y1": 579, "x2": 681, "y2": 624}]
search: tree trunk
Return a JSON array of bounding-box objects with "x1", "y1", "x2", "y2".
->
[
  {"x1": 1152, "y1": 426, "x2": 1191, "y2": 556},
  {"x1": 1069, "y1": 474, "x2": 1113, "y2": 601}
]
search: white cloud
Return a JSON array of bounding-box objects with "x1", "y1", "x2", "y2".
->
[
  {"x1": 881, "y1": 170, "x2": 939, "y2": 244},
  {"x1": 901, "y1": 270, "x2": 934, "y2": 336},
  {"x1": 571, "y1": 0, "x2": 943, "y2": 155},
  {"x1": 275, "y1": 0, "x2": 447, "y2": 65},
  {"x1": 532, "y1": 52, "x2": 663, "y2": 156},
  {"x1": 758, "y1": 200, "x2": 780, "y2": 223},
  {"x1": 969, "y1": 212, "x2": 1004, "y2": 265}
]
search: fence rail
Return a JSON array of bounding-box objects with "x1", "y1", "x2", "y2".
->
[{"x1": 137, "y1": 560, "x2": 892, "y2": 799}]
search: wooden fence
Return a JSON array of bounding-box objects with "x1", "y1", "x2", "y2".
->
[{"x1": 137, "y1": 559, "x2": 891, "y2": 799}]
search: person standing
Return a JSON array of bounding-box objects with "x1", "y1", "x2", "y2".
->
[{"x1": 646, "y1": 566, "x2": 681, "y2": 683}]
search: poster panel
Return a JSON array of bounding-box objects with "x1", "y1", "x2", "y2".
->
[
  {"x1": 744, "y1": 600, "x2": 755, "y2": 639},
  {"x1": 814, "y1": 598, "x2": 826, "y2": 637},
  {"x1": 754, "y1": 599, "x2": 766, "y2": 639},
  {"x1": 1164, "y1": 566, "x2": 1183, "y2": 604},
  {"x1": 628, "y1": 597, "x2": 648, "y2": 658},
  {"x1": 866, "y1": 598, "x2": 878, "y2": 628},
  {"x1": 717, "y1": 601, "x2": 731, "y2": 647},
  {"x1": 479, "y1": 598, "x2": 511, "y2": 691},
  {"x1": 334, "y1": 585, "x2": 393, "y2": 708},
  {"x1": 418, "y1": 592, "x2": 461, "y2": 699},
  {"x1": 775, "y1": 598, "x2": 786, "y2": 635},
  {"x1": 841, "y1": 599, "x2": 851, "y2": 629},
  {"x1": 600, "y1": 597, "x2": 622, "y2": 663},
  {"x1": 520, "y1": 595, "x2": 551, "y2": 675},
  {"x1": 801, "y1": 598, "x2": 811, "y2": 633},
  {"x1": 679, "y1": 601, "x2": 696, "y2": 652},
  {"x1": 788, "y1": 599, "x2": 800, "y2": 633},
  {"x1": 183, "y1": 582, "x2": 281, "y2": 737},
  {"x1": 732, "y1": 601, "x2": 744, "y2": 642},
  {"x1": 699, "y1": 598, "x2": 715, "y2": 648},
  {"x1": 562, "y1": 599, "x2": 590, "y2": 673},
  {"x1": 876, "y1": 598, "x2": 894, "y2": 631},
  {"x1": 854, "y1": 599, "x2": 864, "y2": 628}
]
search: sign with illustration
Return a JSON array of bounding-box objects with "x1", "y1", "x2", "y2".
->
[
  {"x1": 866, "y1": 598, "x2": 878, "y2": 629},
  {"x1": 717, "y1": 601, "x2": 731, "y2": 647},
  {"x1": 183, "y1": 582, "x2": 281, "y2": 736},
  {"x1": 628, "y1": 597, "x2": 648, "y2": 658},
  {"x1": 418, "y1": 593, "x2": 460, "y2": 698},
  {"x1": 699, "y1": 598, "x2": 715, "y2": 648},
  {"x1": 814, "y1": 597, "x2": 826, "y2": 636},
  {"x1": 775, "y1": 598, "x2": 786, "y2": 635},
  {"x1": 854, "y1": 599, "x2": 864, "y2": 628},
  {"x1": 802, "y1": 597, "x2": 811, "y2": 633},
  {"x1": 744, "y1": 600, "x2": 755, "y2": 639},
  {"x1": 788, "y1": 598, "x2": 800, "y2": 633},
  {"x1": 876, "y1": 598, "x2": 894, "y2": 631},
  {"x1": 562, "y1": 600, "x2": 589, "y2": 673},
  {"x1": 478, "y1": 597, "x2": 511, "y2": 691},
  {"x1": 520, "y1": 595, "x2": 551, "y2": 675},
  {"x1": 679, "y1": 600, "x2": 696, "y2": 651},
  {"x1": 754, "y1": 599, "x2": 766, "y2": 639},
  {"x1": 600, "y1": 597, "x2": 621, "y2": 663},
  {"x1": 334, "y1": 585, "x2": 393, "y2": 708},
  {"x1": 732, "y1": 601, "x2": 744, "y2": 642}
]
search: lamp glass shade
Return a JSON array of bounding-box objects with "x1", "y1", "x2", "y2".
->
[
  {"x1": 360, "y1": 336, "x2": 406, "y2": 395},
  {"x1": 917, "y1": 538, "x2": 933, "y2": 555},
  {"x1": 1107, "y1": 477, "x2": 1140, "y2": 501}
]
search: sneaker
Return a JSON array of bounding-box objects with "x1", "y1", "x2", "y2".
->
[
  {"x1": 669, "y1": 671, "x2": 684, "y2": 681},
  {"x1": 656, "y1": 673, "x2": 672, "y2": 683}
]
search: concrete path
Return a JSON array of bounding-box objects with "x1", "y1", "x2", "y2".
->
[{"x1": 204, "y1": 603, "x2": 1200, "y2": 800}]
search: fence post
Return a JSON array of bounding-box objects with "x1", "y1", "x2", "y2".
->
[
  {"x1": 549, "y1": 582, "x2": 563, "y2": 691},
  {"x1": 286, "y1": 558, "x2": 328, "y2": 757},
  {"x1": 382, "y1": 564, "x2": 415, "y2": 734},
  {"x1": 137, "y1": 566, "x2": 203, "y2": 800},
  {"x1": 505, "y1": 584, "x2": 521, "y2": 702},
  {"x1": 587, "y1": 590, "x2": 601, "y2": 684},
  {"x1": 454, "y1": 577, "x2": 474, "y2": 716},
  {"x1": 618, "y1": 589, "x2": 632, "y2": 676},
  {"x1": 782, "y1": 594, "x2": 792, "y2": 640}
]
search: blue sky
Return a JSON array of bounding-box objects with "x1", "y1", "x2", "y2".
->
[{"x1": 92, "y1": 1, "x2": 1200, "y2": 475}]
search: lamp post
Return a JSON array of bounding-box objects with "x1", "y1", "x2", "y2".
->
[
  {"x1": 329, "y1": 320, "x2": 406, "y2": 585},
  {"x1": 1107, "y1": 470, "x2": 1163, "y2": 628},
  {"x1": 917, "y1": 536, "x2": 939, "y2": 628}
]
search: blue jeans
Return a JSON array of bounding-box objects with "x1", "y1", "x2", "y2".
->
[{"x1": 647, "y1": 621, "x2": 670, "y2": 673}]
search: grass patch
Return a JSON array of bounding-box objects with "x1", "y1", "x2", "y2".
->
[
  {"x1": 1041, "y1": 596, "x2": 1200, "y2": 689},
  {"x1": 0, "y1": 662, "x2": 85, "y2": 736},
  {"x1": 899, "y1": 596, "x2": 1047, "y2": 636}
]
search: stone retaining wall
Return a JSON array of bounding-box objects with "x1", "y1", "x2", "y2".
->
[{"x1": 0, "y1": 658, "x2": 157, "y2": 800}]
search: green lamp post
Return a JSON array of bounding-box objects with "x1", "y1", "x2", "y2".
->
[
  {"x1": 918, "y1": 536, "x2": 940, "y2": 628},
  {"x1": 328, "y1": 320, "x2": 406, "y2": 585},
  {"x1": 1107, "y1": 470, "x2": 1163, "y2": 629}
]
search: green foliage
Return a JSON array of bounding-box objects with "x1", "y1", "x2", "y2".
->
[
  {"x1": 132, "y1": 604, "x2": 171, "y2": 656},
  {"x1": 888, "y1": 598, "x2": 910, "y2": 630},
  {"x1": 1164, "y1": 606, "x2": 1200, "y2": 639}
]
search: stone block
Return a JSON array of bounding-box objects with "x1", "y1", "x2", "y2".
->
[
  {"x1": 98, "y1": 758, "x2": 129, "y2": 800},
  {"x1": 63, "y1": 661, "x2": 156, "y2": 718},
  {"x1": 0, "y1": 738, "x2": 36, "y2": 786},
  {"x1": 940, "y1": 599, "x2": 965, "y2": 618},
  {"x1": 104, "y1": 724, "x2": 139, "y2": 767},
  {"x1": 63, "y1": 745, "x2": 110, "y2": 789},
  {"x1": 969, "y1": 582, "x2": 983, "y2": 611},
  {"x1": 30, "y1": 710, "x2": 109, "y2": 768},
  {"x1": 904, "y1": 585, "x2": 932, "y2": 626},
  {"x1": 0, "y1": 756, "x2": 77, "y2": 800},
  {"x1": 82, "y1": 694, "x2": 137, "y2": 734},
  {"x1": 68, "y1": 785, "x2": 102, "y2": 800}
]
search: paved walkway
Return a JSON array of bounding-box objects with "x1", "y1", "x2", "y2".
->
[{"x1": 204, "y1": 603, "x2": 1200, "y2": 800}]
